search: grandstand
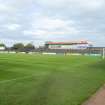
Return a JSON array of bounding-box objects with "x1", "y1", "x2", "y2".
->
[
  {"x1": 44, "y1": 41, "x2": 105, "y2": 57},
  {"x1": 45, "y1": 40, "x2": 92, "y2": 49}
]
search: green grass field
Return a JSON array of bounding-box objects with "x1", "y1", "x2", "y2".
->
[{"x1": 0, "y1": 54, "x2": 105, "y2": 105}]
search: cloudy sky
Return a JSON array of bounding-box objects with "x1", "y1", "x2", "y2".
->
[{"x1": 0, "y1": 0, "x2": 105, "y2": 46}]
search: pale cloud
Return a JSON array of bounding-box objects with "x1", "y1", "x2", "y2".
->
[
  {"x1": 0, "y1": 4, "x2": 8, "y2": 11},
  {"x1": 23, "y1": 17, "x2": 79, "y2": 37},
  {"x1": 3, "y1": 24, "x2": 21, "y2": 31},
  {"x1": 0, "y1": 2, "x2": 16, "y2": 13},
  {"x1": 71, "y1": 0, "x2": 104, "y2": 11},
  {"x1": 35, "y1": 17, "x2": 68, "y2": 29},
  {"x1": 23, "y1": 29, "x2": 78, "y2": 36},
  {"x1": 36, "y1": 0, "x2": 105, "y2": 11},
  {"x1": 33, "y1": 16, "x2": 75, "y2": 30}
]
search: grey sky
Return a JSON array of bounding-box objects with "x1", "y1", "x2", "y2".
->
[{"x1": 0, "y1": 0, "x2": 105, "y2": 46}]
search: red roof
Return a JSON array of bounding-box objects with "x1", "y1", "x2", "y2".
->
[{"x1": 46, "y1": 41, "x2": 88, "y2": 45}]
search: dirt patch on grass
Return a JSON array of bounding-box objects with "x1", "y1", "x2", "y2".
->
[{"x1": 82, "y1": 84, "x2": 105, "y2": 105}]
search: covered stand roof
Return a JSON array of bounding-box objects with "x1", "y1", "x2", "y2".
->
[{"x1": 45, "y1": 41, "x2": 89, "y2": 45}]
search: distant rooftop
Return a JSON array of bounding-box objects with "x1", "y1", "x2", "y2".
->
[{"x1": 45, "y1": 40, "x2": 90, "y2": 45}]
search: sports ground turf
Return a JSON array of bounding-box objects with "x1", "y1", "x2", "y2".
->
[{"x1": 0, "y1": 54, "x2": 105, "y2": 105}]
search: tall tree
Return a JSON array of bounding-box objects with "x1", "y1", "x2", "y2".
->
[
  {"x1": 0, "y1": 43, "x2": 6, "y2": 47},
  {"x1": 0, "y1": 43, "x2": 6, "y2": 50},
  {"x1": 24, "y1": 43, "x2": 35, "y2": 52},
  {"x1": 12, "y1": 43, "x2": 24, "y2": 52}
]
